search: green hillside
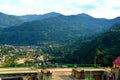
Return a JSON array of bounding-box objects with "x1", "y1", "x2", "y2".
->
[
  {"x1": 62, "y1": 23, "x2": 120, "y2": 66},
  {"x1": 0, "y1": 12, "x2": 23, "y2": 28},
  {"x1": 19, "y1": 12, "x2": 62, "y2": 22},
  {"x1": 0, "y1": 13, "x2": 120, "y2": 46}
]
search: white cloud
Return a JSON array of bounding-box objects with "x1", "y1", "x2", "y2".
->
[
  {"x1": 85, "y1": 0, "x2": 120, "y2": 19},
  {"x1": 0, "y1": 0, "x2": 120, "y2": 18},
  {"x1": 75, "y1": 0, "x2": 97, "y2": 5}
]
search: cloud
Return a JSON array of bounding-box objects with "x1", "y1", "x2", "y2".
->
[
  {"x1": 77, "y1": 5, "x2": 97, "y2": 11},
  {"x1": 112, "y1": 7, "x2": 120, "y2": 10},
  {"x1": 75, "y1": 0, "x2": 97, "y2": 5},
  {"x1": 0, "y1": 0, "x2": 120, "y2": 18},
  {"x1": 84, "y1": 0, "x2": 120, "y2": 19}
]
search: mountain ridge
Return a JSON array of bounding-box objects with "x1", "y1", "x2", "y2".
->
[
  {"x1": 0, "y1": 12, "x2": 23, "y2": 28},
  {"x1": 0, "y1": 12, "x2": 120, "y2": 46},
  {"x1": 18, "y1": 12, "x2": 62, "y2": 22}
]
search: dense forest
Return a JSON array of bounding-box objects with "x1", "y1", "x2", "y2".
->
[
  {"x1": 19, "y1": 12, "x2": 62, "y2": 22},
  {"x1": 0, "y1": 12, "x2": 23, "y2": 28},
  {"x1": 0, "y1": 12, "x2": 120, "y2": 46},
  {"x1": 54, "y1": 23, "x2": 120, "y2": 66}
]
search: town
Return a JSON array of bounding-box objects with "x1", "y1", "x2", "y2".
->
[
  {"x1": 0, "y1": 45, "x2": 47, "y2": 68},
  {"x1": 0, "y1": 45, "x2": 120, "y2": 80}
]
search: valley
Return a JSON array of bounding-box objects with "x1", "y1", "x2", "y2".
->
[{"x1": 0, "y1": 12, "x2": 120, "y2": 68}]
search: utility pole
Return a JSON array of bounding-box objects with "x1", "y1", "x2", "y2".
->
[{"x1": 94, "y1": 56, "x2": 97, "y2": 67}]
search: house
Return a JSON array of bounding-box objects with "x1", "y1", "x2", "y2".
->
[
  {"x1": 38, "y1": 55, "x2": 44, "y2": 61},
  {"x1": 112, "y1": 56, "x2": 120, "y2": 68}
]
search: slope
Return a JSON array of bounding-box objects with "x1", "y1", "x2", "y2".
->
[
  {"x1": 19, "y1": 12, "x2": 62, "y2": 22},
  {"x1": 65, "y1": 23, "x2": 120, "y2": 66},
  {"x1": 0, "y1": 14, "x2": 120, "y2": 46},
  {"x1": 0, "y1": 12, "x2": 23, "y2": 28}
]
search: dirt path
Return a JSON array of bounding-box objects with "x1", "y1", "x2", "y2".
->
[
  {"x1": 52, "y1": 71, "x2": 78, "y2": 80},
  {"x1": 47, "y1": 68, "x2": 78, "y2": 80}
]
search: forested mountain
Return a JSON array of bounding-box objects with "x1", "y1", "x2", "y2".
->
[
  {"x1": 19, "y1": 12, "x2": 62, "y2": 22},
  {"x1": 0, "y1": 13, "x2": 120, "y2": 45},
  {"x1": 62, "y1": 23, "x2": 120, "y2": 66},
  {"x1": 0, "y1": 12, "x2": 23, "y2": 28},
  {"x1": 0, "y1": 12, "x2": 120, "y2": 67}
]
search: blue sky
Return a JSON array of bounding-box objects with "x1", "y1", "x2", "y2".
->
[{"x1": 0, "y1": 0, "x2": 120, "y2": 19}]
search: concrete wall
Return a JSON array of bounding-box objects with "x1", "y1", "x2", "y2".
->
[
  {"x1": 41, "y1": 69, "x2": 52, "y2": 80},
  {"x1": 72, "y1": 68, "x2": 110, "y2": 80}
]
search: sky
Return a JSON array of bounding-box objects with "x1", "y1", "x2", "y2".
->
[{"x1": 0, "y1": 0, "x2": 120, "y2": 19}]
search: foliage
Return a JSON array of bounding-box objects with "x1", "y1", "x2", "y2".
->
[
  {"x1": 1, "y1": 12, "x2": 120, "y2": 67},
  {"x1": 0, "y1": 13, "x2": 120, "y2": 45},
  {"x1": 85, "y1": 77, "x2": 95, "y2": 80},
  {"x1": 0, "y1": 12, "x2": 23, "y2": 28},
  {"x1": 19, "y1": 12, "x2": 61, "y2": 22},
  {"x1": 3, "y1": 57, "x2": 16, "y2": 67},
  {"x1": 61, "y1": 23, "x2": 120, "y2": 66}
]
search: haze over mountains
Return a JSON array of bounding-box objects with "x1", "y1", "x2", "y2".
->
[
  {"x1": 19, "y1": 12, "x2": 62, "y2": 22},
  {"x1": 0, "y1": 12, "x2": 23, "y2": 28},
  {"x1": 0, "y1": 12, "x2": 120, "y2": 46},
  {"x1": 0, "y1": 12, "x2": 62, "y2": 28}
]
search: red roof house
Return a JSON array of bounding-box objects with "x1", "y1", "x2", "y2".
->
[{"x1": 112, "y1": 56, "x2": 120, "y2": 68}]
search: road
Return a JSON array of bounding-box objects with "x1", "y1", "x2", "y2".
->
[{"x1": 47, "y1": 68, "x2": 78, "y2": 80}]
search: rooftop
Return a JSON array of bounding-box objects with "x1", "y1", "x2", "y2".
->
[{"x1": 113, "y1": 56, "x2": 120, "y2": 64}]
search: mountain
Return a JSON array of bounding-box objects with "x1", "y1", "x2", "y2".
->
[
  {"x1": 63, "y1": 23, "x2": 120, "y2": 66},
  {"x1": 0, "y1": 13, "x2": 120, "y2": 46},
  {"x1": 0, "y1": 12, "x2": 23, "y2": 28},
  {"x1": 0, "y1": 12, "x2": 62, "y2": 28},
  {"x1": 19, "y1": 12, "x2": 62, "y2": 22}
]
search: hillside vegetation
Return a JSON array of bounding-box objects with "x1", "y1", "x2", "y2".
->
[
  {"x1": 0, "y1": 13, "x2": 120, "y2": 45},
  {"x1": 61, "y1": 23, "x2": 120, "y2": 66},
  {"x1": 0, "y1": 12, "x2": 23, "y2": 28}
]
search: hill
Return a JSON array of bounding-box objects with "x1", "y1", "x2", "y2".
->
[
  {"x1": 0, "y1": 12, "x2": 61, "y2": 28},
  {"x1": 0, "y1": 12, "x2": 23, "y2": 28},
  {"x1": 19, "y1": 12, "x2": 62, "y2": 22},
  {"x1": 62, "y1": 23, "x2": 120, "y2": 66},
  {"x1": 0, "y1": 13, "x2": 120, "y2": 46}
]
